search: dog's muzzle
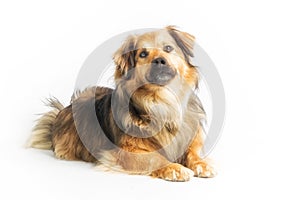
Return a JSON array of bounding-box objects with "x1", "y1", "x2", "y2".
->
[{"x1": 147, "y1": 57, "x2": 176, "y2": 85}]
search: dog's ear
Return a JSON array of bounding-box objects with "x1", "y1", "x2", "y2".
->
[
  {"x1": 166, "y1": 26, "x2": 195, "y2": 63},
  {"x1": 113, "y1": 35, "x2": 137, "y2": 80}
]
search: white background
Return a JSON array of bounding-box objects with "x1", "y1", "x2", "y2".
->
[{"x1": 1, "y1": 0, "x2": 300, "y2": 199}]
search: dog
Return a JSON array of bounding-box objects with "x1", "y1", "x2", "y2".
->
[{"x1": 29, "y1": 26, "x2": 216, "y2": 181}]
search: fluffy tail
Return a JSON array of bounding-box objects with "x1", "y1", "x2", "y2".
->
[{"x1": 28, "y1": 98, "x2": 64, "y2": 150}]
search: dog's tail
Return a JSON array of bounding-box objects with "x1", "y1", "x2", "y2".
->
[{"x1": 27, "y1": 98, "x2": 64, "y2": 150}]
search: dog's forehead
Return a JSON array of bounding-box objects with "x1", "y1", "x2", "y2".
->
[{"x1": 136, "y1": 30, "x2": 175, "y2": 49}]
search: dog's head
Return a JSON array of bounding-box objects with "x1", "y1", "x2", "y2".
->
[
  {"x1": 113, "y1": 26, "x2": 199, "y2": 88},
  {"x1": 112, "y1": 26, "x2": 204, "y2": 140}
]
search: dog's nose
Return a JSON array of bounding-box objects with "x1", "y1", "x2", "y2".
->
[
  {"x1": 148, "y1": 57, "x2": 176, "y2": 85},
  {"x1": 152, "y1": 57, "x2": 167, "y2": 66}
]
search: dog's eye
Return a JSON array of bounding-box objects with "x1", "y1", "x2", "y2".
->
[
  {"x1": 163, "y1": 45, "x2": 174, "y2": 53},
  {"x1": 139, "y1": 51, "x2": 148, "y2": 58}
]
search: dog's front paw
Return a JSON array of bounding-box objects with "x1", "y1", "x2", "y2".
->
[
  {"x1": 191, "y1": 161, "x2": 217, "y2": 178},
  {"x1": 151, "y1": 163, "x2": 194, "y2": 182}
]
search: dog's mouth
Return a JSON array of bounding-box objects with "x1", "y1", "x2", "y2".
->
[{"x1": 146, "y1": 65, "x2": 176, "y2": 85}]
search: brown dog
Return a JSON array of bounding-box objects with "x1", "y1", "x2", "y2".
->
[{"x1": 29, "y1": 26, "x2": 216, "y2": 181}]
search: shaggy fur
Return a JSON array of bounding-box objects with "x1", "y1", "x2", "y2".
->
[{"x1": 28, "y1": 26, "x2": 216, "y2": 181}]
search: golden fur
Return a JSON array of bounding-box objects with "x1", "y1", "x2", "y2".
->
[{"x1": 28, "y1": 26, "x2": 216, "y2": 181}]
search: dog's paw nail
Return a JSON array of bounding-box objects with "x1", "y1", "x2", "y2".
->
[
  {"x1": 172, "y1": 169, "x2": 177, "y2": 180},
  {"x1": 195, "y1": 165, "x2": 203, "y2": 176}
]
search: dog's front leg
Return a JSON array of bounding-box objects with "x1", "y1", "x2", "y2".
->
[
  {"x1": 183, "y1": 129, "x2": 217, "y2": 178},
  {"x1": 120, "y1": 151, "x2": 194, "y2": 181},
  {"x1": 99, "y1": 147, "x2": 194, "y2": 181}
]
